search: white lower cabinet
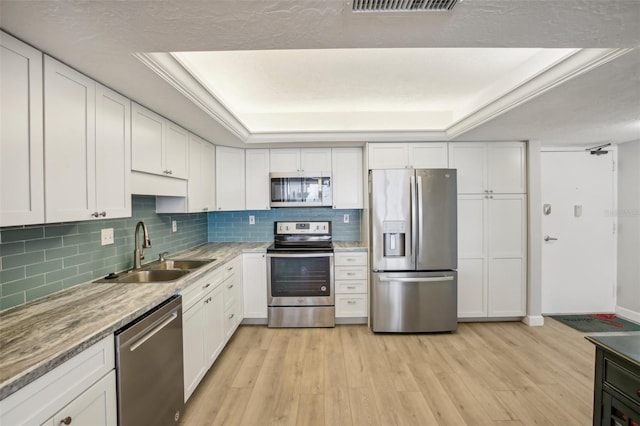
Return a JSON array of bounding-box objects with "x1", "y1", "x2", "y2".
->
[
  {"x1": 334, "y1": 251, "x2": 368, "y2": 320},
  {"x1": 457, "y1": 194, "x2": 527, "y2": 318},
  {"x1": 242, "y1": 253, "x2": 268, "y2": 320},
  {"x1": 0, "y1": 335, "x2": 115, "y2": 426},
  {"x1": 43, "y1": 371, "x2": 117, "y2": 426},
  {"x1": 182, "y1": 256, "x2": 244, "y2": 402}
]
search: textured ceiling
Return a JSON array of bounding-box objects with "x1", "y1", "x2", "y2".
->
[{"x1": 1, "y1": 0, "x2": 639, "y2": 147}]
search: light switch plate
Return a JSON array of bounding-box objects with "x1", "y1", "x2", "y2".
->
[
  {"x1": 343, "y1": 214, "x2": 349, "y2": 223},
  {"x1": 101, "y1": 228, "x2": 114, "y2": 246},
  {"x1": 249, "y1": 215, "x2": 255, "y2": 225},
  {"x1": 172, "y1": 220, "x2": 177, "y2": 232}
]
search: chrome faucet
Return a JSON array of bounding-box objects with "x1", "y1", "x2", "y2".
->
[{"x1": 133, "y1": 221, "x2": 151, "y2": 269}]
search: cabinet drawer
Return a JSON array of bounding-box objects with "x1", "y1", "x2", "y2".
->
[
  {"x1": 335, "y1": 294, "x2": 367, "y2": 317},
  {"x1": 335, "y1": 252, "x2": 367, "y2": 266},
  {"x1": 335, "y1": 280, "x2": 367, "y2": 294},
  {"x1": 335, "y1": 266, "x2": 367, "y2": 280},
  {"x1": 223, "y1": 302, "x2": 241, "y2": 341},
  {"x1": 605, "y1": 358, "x2": 640, "y2": 405},
  {"x1": 223, "y1": 275, "x2": 240, "y2": 311},
  {"x1": 182, "y1": 268, "x2": 224, "y2": 310}
]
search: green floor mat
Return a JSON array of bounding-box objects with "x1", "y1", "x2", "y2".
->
[{"x1": 551, "y1": 314, "x2": 640, "y2": 332}]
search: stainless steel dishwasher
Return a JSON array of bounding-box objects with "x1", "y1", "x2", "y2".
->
[{"x1": 115, "y1": 295, "x2": 184, "y2": 426}]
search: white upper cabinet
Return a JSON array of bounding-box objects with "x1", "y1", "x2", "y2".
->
[
  {"x1": 0, "y1": 32, "x2": 44, "y2": 227},
  {"x1": 270, "y1": 148, "x2": 332, "y2": 173},
  {"x1": 331, "y1": 148, "x2": 363, "y2": 209},
  {"x1": 448, "y1": 142, "x2": 526, "y2": 194},
  {"x1": 44, "y1": 58, "x2": 132, "y2": 222},
  {"x1": 131, "y1": 103, "x2": 188, "y2": 179},
  {"x1": 245, "y1": 149, "x2": 270, "y2": 210},
  {"x1": 95, "y1": 84, "x2": 131, "y2": 219},
  {"x1": 188, "y1": 134, "x2": 215, "y2": 212},
  {"x1": 215, "y1": 146, "x2": 245, "y2": 211},
  {"x1": 368, "y1": 143, "x2": 448, "y2": 169},
  {"x1": 44, "y1": 56, "x2": 96, "y2": 223}
]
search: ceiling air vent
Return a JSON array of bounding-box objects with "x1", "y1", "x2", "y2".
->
[{"x1": 352, "y1": 0, "x2": 459, "y2": 12}]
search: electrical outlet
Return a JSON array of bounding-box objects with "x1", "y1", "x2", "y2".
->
[
  {"x1": 249, "y1": 215, "x2": 255, "y2": 225},
  {"x1": 101, "y1": 228, "x2": 114, "y2": 246},
  {"x1": 172, "y1": 220, "x2": 177, "y2": 232},
  {"x1": 343, "y1": 214, "x2": 349, "y2": 223}
]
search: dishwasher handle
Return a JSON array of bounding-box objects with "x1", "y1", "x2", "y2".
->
[{"x1": 129, "y1": 311, "x2": 178, "y2": 352}]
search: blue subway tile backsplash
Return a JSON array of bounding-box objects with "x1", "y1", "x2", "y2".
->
[
  {"x1": 207, "y1": 208, "x2": 361, "y2": 242},
  {"x1": 0, "y1": 200, "x2": 362, "y2": 312},
  {"x1": 0, "y1": 196, "x2": 207, "y2": 311}
]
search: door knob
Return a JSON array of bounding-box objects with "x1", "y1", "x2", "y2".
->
[{"x1": 544, "y1": 235, "x2": 558, "y2": 242}]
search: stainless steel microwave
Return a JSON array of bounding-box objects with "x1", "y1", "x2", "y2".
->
[{"x1": 270, "y1": 172, "x2": 332, "y2": 207}]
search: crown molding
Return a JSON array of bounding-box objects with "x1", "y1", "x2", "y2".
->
[
  {"x1": 134, "y1": 52, "x2": 250, "y2": 141},
  {"x1": 137, "y1": 48, "x2": 632, "y2": 144},
  {"x1": 445, "y1": 48, "x2": 633, "y2": 139}
]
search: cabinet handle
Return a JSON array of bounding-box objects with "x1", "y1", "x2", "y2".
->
[
  {"x1": 167, "y1": 170, "x2": 173, "y2": 175},
  {"x1": 228, "y1": 284, "x2": 234, "y2": 289},
  {"x1": 347, "y1": 301, "x2": 356, "y2": 304},
  {"x1": 347, "y1": 272, "x2": 356, "y2": 276},
  {"x1": 347, "y1": 258, "x2": 355, "y2": 262},
  {"x1": 489, "y1": 189, "x2": 493, "y2": 193},
  {"x1": 203, "y1": 283, "x2": 211, "y2": 289},
  {"x1": 60, "y1": 417, "x2": 72, "y2": 425},
  {"x1": 227, "y1": 267, "x2": 233, "y2": 271},
  {"x1": 347, "y1": 286, "x2": 356, "y2": 289},
  {"x1": 202, "y1": 207, "x2": 209, "y2": 211},
  {"x1": 91, "y1": 212, "x2": 99, "y2": 218},
  {"x1": 218, "y1": 207, "x2": 222, "y2": 210},
  {"x1": 229, "y1": 313, "x2": 235, "y2": 319},
  {"x1": 99, "y1": 211, "x2": 106, "y2": 217}
]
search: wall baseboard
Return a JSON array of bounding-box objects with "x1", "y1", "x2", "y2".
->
[
  {"x1": 615, "y1": 306, "x2": 640, "y2": 323},
  {"x1": 523, "y1": 315, "x2": 545, "y2": 326}
]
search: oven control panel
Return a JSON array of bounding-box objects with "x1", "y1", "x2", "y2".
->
[{"x1": 275, "y1": 221, "x2": 331, "y2": 235}]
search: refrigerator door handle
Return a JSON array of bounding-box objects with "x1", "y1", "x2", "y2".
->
[
  {"x1": 409, "y1": 174, "x2": 418, "y2": 260},
  {"x1": 378, "y1": 276, "x2": 455, "y2": 283},
  {"x1": 416, "y1": 175, "x2": 423, "y2": 260}
]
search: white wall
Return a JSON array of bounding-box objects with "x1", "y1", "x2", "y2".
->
[{"x1": 616, "y1": 140, "x2": 640, "y2": 322}]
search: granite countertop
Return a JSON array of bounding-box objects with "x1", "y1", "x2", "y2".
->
[
  {"x1": 333, "y1": 241, "x2": 369, "y2": 251},
  {"x1": 0, "y1": 242, "x2": 269, "y2": 400},
  {"x1": 586, "y1": 334, "x2": 640, "y2": 367}
]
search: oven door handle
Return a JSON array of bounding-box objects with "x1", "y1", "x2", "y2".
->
[{"x1": 267, "y1": 252, "x2": 334, "y2": 258}]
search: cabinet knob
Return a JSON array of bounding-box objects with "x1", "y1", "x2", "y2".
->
[
  {"x1": 203, "y1": 283, "x2": 211, "y2": 289},
  {"x1": 91, "y1": 212, "x2": 99, "y2": 218},
  {"x1": 228, "y1": 284, "x2": 234, "y2": 289},
  {"x1": 203, "y1": 207, "x2": 209, "y2": 211},
  {"x1": 484, "y1": 190, "x2": 489, "y2": 193},
  {"x1": 99, "y1": 211, "x2": 106, "y2": 217},
  {"x1": 60, "y1": 417, "x2": 72, "y2": 425},
  {"x1": 168, "y1": 170, "x2": 173, "y2": 175},
  {"x1": 489, "y1": 189, "x2": 493, "y2": 193},
  {"x1": 229, "y1": 313, "x2": 234, "y2": 319}
]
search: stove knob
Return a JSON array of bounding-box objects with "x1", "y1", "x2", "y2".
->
[{"x1": 321, "y1": 286, "x2": 327, "y2": 291}]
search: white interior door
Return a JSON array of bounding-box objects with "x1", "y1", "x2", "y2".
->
[{"x1": 541, "y1": 151, "x2": 616, "y2": 314}]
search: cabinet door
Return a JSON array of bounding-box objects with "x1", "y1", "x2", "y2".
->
[
  {"x1": 242, "y1": 253, "x2": 268, "y2": 319},
  {"x1": 367, "y1": 143, "x2": 408, "y2": 169},
  {"x1": 487, "y1": 142, "x2": 526, "y2": 193},
  {"x1": 332, "y1": 148, "x2": 363, "y2": 209},
  {"x1": 487, "y1": 195, "x2": 527, "y2": 316},
  {"x1": 131, "y1": 103, "x2": 164, "y2": 175},
  {"x1": 183, "y1": 302, "x2": 206, "y2": 402},
  {"x1": 215, "y1": 146, "x2": 245, "y2": 211},
  {"x1": 409, "y1": 143, "x2": 448, "y2": 168},
  {"x1": 301, "y1": 148, "x2": 332, "y2": 172},
  {"x1": 201, "y1": 140, "x2": 216, "y2": 212},
  {"x1": 448, "y1": 143, "x2": 486, "y2": 194},
  {"x1": 165, "y1": 122, "x2": 189, "y2": 179},
  {"x1": 44, "y1": 56, "x2": 96, "y2": 223},
  {"x1": 1, "y1": 33, "x2": 44, "y2": 226},
  {"x1": 245, "y1": 149, "x2": 270, "y2": 210},
  {"x1": 53, "y1": 371, "x2": 117, "y2": 426},
  {"x1": 457, "y1": 195, "x2": 487, "y2": 317},
  {"x1": 204, "y1": 285, "x2": 225, "y2": 369},
  {"x1": 270, "y1": 148, "x2": 300, "y2": 172},
  {"x1": 95, "y1": 84, "x2": 131, "y2": 219}
]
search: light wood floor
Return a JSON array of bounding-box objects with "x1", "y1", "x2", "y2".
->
[{"x1": 180, "y1": 318, "x2": 595, "y2": 425}]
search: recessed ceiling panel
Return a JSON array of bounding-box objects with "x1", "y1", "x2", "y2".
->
[{"x1": 172, "y1": 47, "x2": 574, "y2": 133}]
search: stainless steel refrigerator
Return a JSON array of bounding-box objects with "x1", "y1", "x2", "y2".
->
[{"x1": 369, "y1": 168, "x2": 458, "y2": 333}]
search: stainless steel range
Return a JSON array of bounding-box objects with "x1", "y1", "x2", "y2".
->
[{"x1": 267, "y1": 221, "x2": 335, "y2": 328}]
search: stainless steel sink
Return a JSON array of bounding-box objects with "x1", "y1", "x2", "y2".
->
[
  {"x1": 145, "y1": 259, "x2": 214, "y2": 271},
  {"x1": 109, "y1": 269, "x2": 190, "y2": 283}
]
